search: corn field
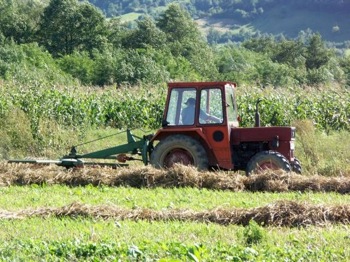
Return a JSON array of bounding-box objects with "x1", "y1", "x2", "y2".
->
[{"x1": 0, "y1": 83, "x2": 349, "y2": 133}]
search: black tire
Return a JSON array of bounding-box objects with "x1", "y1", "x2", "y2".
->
[
  {"x1": 246, "y1": 150, "x2": 291, "y2": 176},
  {"x1": 150, "y1": 134, "x2": 208, "y2": 170},
  {"x1": 291, "y1": 158, "x2": 302, "y2": 174}
]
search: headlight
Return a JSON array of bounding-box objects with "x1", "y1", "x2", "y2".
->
[
  {"x1": 291, "y1": 128, "x2": 296, "y2": 139},
  {"x1": 290, "y1": 141, "x2": 295, "y2": 150}
]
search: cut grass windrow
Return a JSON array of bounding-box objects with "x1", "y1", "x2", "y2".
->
[
  {"x1": 1, "y1": 163, "x2": 350, "y2": 193},
  {"x1": 1, "y1": 200, "x2": 350, "y2": 227}
]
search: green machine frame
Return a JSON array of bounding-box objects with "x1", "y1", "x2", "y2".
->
[{"x1": 9, "y1": 130, "x2": 153, "y2": 169}]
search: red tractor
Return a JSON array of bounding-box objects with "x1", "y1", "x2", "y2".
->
[
  {"x1": 9, "y1": 81, "x2": 301, "y2": 175},
  {"x1": 150, "y1": 81, "x2": 301, "y2": 175}
]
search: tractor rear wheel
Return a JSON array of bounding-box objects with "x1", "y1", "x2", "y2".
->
[
  {"x1": 246, "y1": 150, "x2": 291, "y2": 176},
  {"x1": 150, "y1": 135, "x2": 208, "y2": 170}
]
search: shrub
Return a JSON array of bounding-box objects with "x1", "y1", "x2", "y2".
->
[{"x1": 243, "y1": 220, "x2": 265, "y2": 245}]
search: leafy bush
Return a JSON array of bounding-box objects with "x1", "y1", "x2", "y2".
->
[
  {"x1": 243, "y1": 220, "x2": 265, "y2": 245},
  {"x1": 0, "y1": 41, "x2": 75, "y2": 86},
  {"x1": 115, "y1": 48, "x2": 170, "y2": 85},
  {"x1": 58, "y1": 52, "x2": 95, "y2": 85}
]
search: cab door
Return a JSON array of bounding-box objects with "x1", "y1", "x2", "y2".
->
[{"x1": 198, "y1": 87, "x2": 233, "y2": 169}]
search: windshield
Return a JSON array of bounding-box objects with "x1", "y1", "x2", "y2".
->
[{"x1": 166, "y1": 88, "x2": 196, "y2": 125}]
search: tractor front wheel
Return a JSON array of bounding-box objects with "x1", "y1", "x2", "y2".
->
[
  {"x1": 150, "y1": 135, "x2": 208, "y2": 170},
  {"x1": 291, "y1": 158, "x2": 302, "y2": 174},
  {"x1": 246, "y1": 151, "x2": 291, "y2": 176}
]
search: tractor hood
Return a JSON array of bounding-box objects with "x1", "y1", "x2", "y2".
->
[{"x1": 231, "y1": 126, "x2": 296, "y2": 145}]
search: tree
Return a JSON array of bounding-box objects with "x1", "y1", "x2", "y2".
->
[
  {"x1": 305, "y1": 34, "x2": 331, "y2": 70},
  {"x1": 339, "y1": 56, "x2": 350, "y2": 87},
  {"x1": 207, "y1": 28, "x2": 223, "y2": 45},
  {"x1": 156, "y1": 4, "x2": 203, "y2": 57},
  {"x1": 272, "y1": 39, "x2": 305, "y2": 68},
  {"x1": 125, "y1": 16, "x2": 166, "y2": 49},
  {"x1": 302, "y1": 34, "x2": 335, "y2": 85},
  {"x1": 106, "y1": 17, "x2": 129, "y2": 49},
  {"x1": 156, "y1": 4, "x2": 218, "y2": 79},
  {"x1": 37, "y1": 0, "x2": 108, "y2": 57},
  {"x1": 242, "y1": 36, "x2": 276, "y2": 55},
  {"x1": 0, "y1": 0, "x2": 44, "y2": 43}
]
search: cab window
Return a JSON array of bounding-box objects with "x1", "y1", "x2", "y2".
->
[
  {"x1": 166, "y1": 88, "x2": 196, "y2": 125},
  {"x1": 199, "y1": 88, "x2": 223, "y2": 124}
]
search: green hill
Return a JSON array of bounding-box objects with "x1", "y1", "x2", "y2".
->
[
  {"x1": 216, "y1": 1, "x2": 350, "y2": 42},
  {"x1": 88, "y1": 0, "x2": 350, "y2": 43}
]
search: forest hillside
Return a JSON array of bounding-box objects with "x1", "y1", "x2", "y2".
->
[
  {"x1": 0, "y1": 0, "x2": 349, "y2": 88},
  {"x1": 88, "y1": 0, "x2": 350, "y2": 44}
]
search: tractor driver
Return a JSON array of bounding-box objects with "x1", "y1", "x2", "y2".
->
[{"x1": 181, "y1": 97, "x2": 221, "y2": 125}]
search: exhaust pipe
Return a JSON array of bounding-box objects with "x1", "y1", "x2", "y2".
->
[{"x1": 255, "y1": 99, "x2": 262, "y2": 127}]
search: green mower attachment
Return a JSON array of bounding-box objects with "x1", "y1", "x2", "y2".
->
[{"x1": 8, "y1": 129, "x2": 154, "y2": 169}]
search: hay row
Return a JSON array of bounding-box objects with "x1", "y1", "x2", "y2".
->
[
  {"x1": 1, "y1": 162, "x2": 350, "y2": 193},
  {"x1": 1, "y1": 200, "x2": 350, "y2": 227}
]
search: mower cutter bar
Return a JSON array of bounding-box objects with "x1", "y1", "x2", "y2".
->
[
  {"x1": 7, "y1": 159, "x2": 129, "y2": 168},
  {"x1": 8, "y1": 159, "x2": 61, "y2": 165}
]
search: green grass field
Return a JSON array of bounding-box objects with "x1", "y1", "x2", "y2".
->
[
  {"x1": 1, "y1": 184, "x2": 350, "y2": 260},
  {"x1": 3, "y1": 185, "x2": 350, "y2": 211},
  {"x1": 118, "y1": 12, "x2": 143, "y2": 22}
]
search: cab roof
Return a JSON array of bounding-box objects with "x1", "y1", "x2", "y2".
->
[{"x1": 167, "y1": 81, "x2": 236, "y2": 88}]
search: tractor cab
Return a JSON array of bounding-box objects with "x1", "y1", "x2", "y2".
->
[
  {"x1": 151, "y1": 82, "x2": 239, "y2": 170},
  {"x1": 163, "y1": 82, "x2": 239, "y2": 127}
]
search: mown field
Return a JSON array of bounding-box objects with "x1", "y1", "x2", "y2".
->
[
  {"x1": 0, "y1": 82, "x2": 349, "y2": 260},
  {"x1": 1, "y1": 164, "x2": 350, "y2": 260}
]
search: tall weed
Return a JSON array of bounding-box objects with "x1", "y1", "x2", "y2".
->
[
  {"x1": 294, "y1": 120, "x2": 350, "y2": 176},
  {"x1": 0, "y1": 108, "x2": 79, "y2": 158}
]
